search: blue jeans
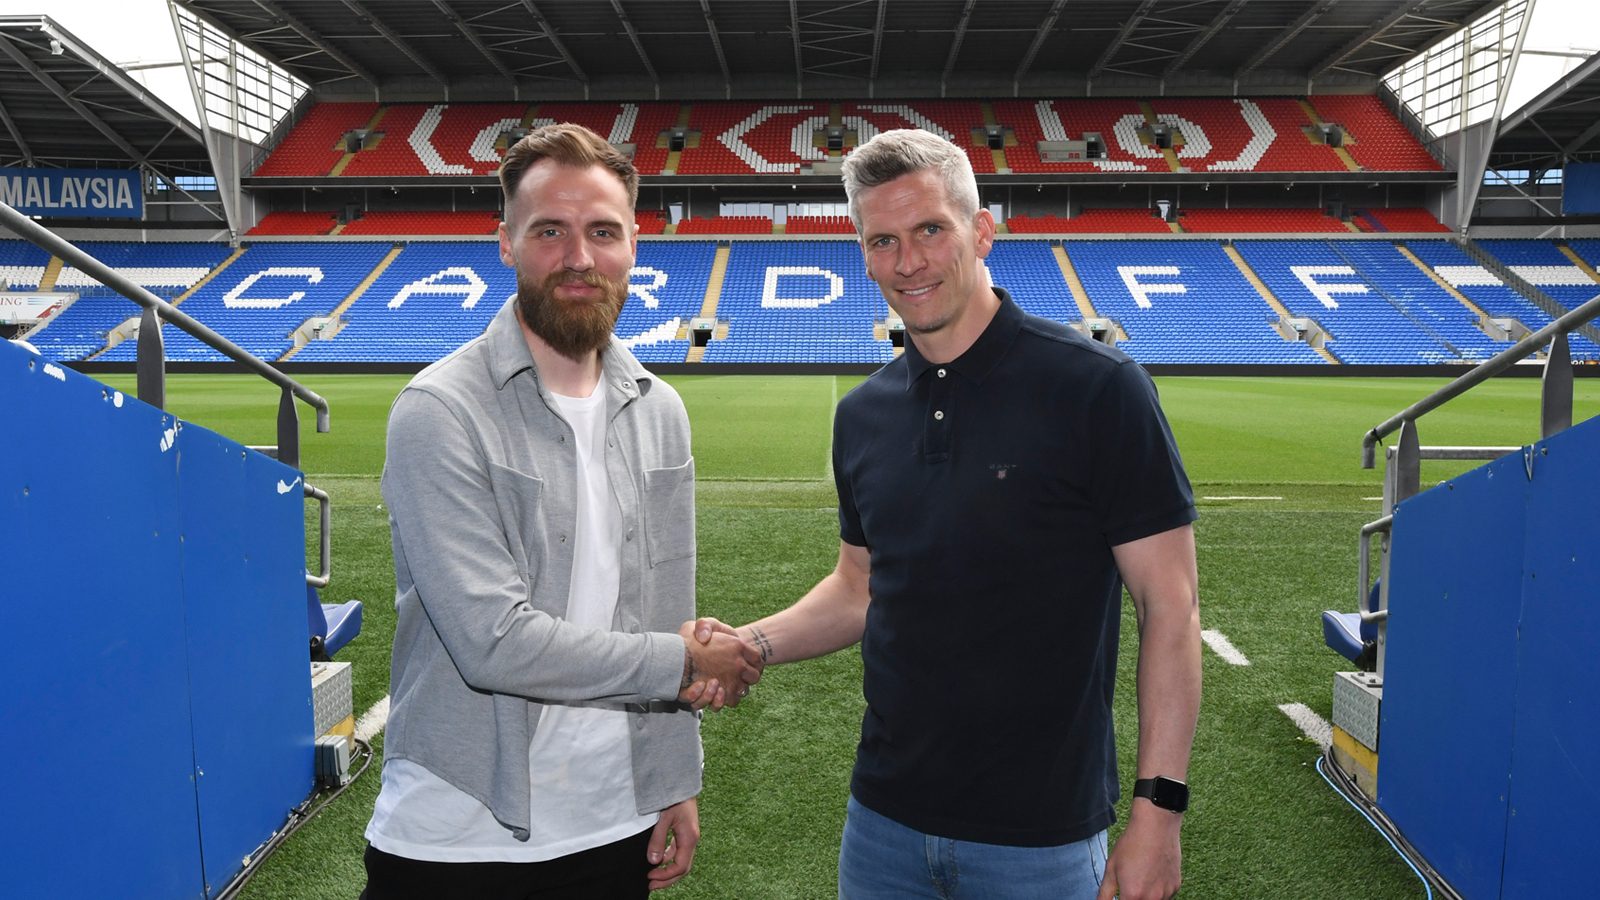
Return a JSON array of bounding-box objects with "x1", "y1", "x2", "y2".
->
[{"x1": 838, "y1": 797, "x2": 1108, "y2": 900}]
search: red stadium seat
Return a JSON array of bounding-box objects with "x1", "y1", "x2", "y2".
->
[
  {"x1": 252, "y1": 103, "x2": 378, "y2": 177},
  {"x1": 340, "y1": 210, "x2": 500, "y2": 235},
  {"x1": 674, "y1": 216, "x2": 774, "y2": 235},
  {"x1": 245, "y1": 211, "x2": 339, "y2": 235},
  {"x1": 1008, "y1": 210, "x2": 1170, "y2": 234},
  {"x1": 1307, "y1": 96, "x2": 1443, "y2": 171},
  {"x1": 1178, "y1": 208, "x2": 1347, "y2": 233},
  {"x1": 785, "y1": 216, "x2": 856, "y2": 234}
]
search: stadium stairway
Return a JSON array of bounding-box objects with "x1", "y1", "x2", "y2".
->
[
  {"x1": 278, "y1": 244, "x2": 404, "y2": 361},
  {"x1": 2, "y1": 338, "x2": 319, "y2": 899},
  {"x1": 686, "y1": 244, "x2": 732, "y2": 363},
  {"x1": 1221, "y1": 244, "x2": 1340, "y2": 364}
]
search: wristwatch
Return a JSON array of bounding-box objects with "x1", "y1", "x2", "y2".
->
[{"x1": 1133, "y1": 776, "x2": 1189, "y2": 813}]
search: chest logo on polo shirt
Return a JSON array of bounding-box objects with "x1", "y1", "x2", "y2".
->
[{"x1": 989, "y1": 463, "x2": 1016, "y2": 480}]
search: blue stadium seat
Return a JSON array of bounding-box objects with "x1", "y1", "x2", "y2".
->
[
  {"x1": 1236, "y1": 240, "x2": 1457, "y2": 364},
  {"x1": 1322, "y1": 579, "x2": 1380, "y2": 669},
  {"x1": 307, "y1": 580, "x2": 362, "y2": 659},
  {"x1": 21, "y1": 241, "x2": 234, "y2": 362},
  {"x1": 1405, "y1": 240, "x2": 1600, "y2": 360},
  {"x1": 1065, "y1": 239, "x2": 1326, "y2": 365},
  {"x1": 703, "y1": 241, "x2": 893, "y2": 364}
]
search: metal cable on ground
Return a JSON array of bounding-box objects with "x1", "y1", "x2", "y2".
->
[
  {"x1": 214, "y1": 737, "x2": 375, "y2": 900},
  {"x1": 1316, "y1": 753, "x2": 1466, "y2": 900}
]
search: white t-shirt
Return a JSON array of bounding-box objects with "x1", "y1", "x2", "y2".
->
[{"x1": 367, "y1": 384, "x2": 659, "y2": 862}]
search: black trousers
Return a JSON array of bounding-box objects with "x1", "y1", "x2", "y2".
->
[{"x1": 360, "y1": 828, "x2": 655, "y2": 900}]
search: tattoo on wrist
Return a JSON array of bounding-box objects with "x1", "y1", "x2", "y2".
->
[
  {"x1": 680, "y1": 648, "x2": 697, "y2": 691},
  {"x1": 749, "y1": 626, "x2": 774, "y2": 664}
]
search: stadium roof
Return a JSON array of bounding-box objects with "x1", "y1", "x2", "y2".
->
[
  {"x1": 1493, "y1": 50, "x2": 1600, "y2": 172},
  {"x1": 175, "y1": 0, "x2": 1509, "y2": 102},
  {"x1": 0, "y1": 16, "x2": 210, "y2": 178}
]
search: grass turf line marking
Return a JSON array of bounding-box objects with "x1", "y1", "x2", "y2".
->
[
  {"x1": 1202, "y1": 496, "x2": 1283, "y2": 501},
  {"x1": 1200, "y1": 629, "x2": 1251, "y2": 665},
  {"x1": 1279, "y1": 702, "x2": 1332, "y2": 752},
  {"x1": 354, "y1": 695, "x2": 390, "y2": 743}
]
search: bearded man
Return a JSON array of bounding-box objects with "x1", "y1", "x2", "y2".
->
[{"x1": 362, "y1": 123, "x2": 761, "y2": 900}]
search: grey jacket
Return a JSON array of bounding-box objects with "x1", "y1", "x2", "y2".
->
[{"x1": 380, "y1": 298, "x2": 700, "y2": 841}]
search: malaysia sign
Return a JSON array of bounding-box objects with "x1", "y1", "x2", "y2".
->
[{"x1": 0, "y1": 168, "x2": 143, "y2": 218}]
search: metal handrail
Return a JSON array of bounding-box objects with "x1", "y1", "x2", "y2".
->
[
  {"x1": 1357, "y1": 515, "x2": 1393, "y2": 617},
  {"x1": 0, "y1": 201, "x2": 331, "y2": 438},
  {"x1": 306, "y1": 483, "x2": 331, "y2": 589},
  {"x1": 1361, "y1": 290, "x2": 1600, "y2": 468}
]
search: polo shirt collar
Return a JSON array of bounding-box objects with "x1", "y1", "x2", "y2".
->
[
  {"x1": 485, "y1": 294, "x2": 653, "y2": 399},
  {"x1": 902, "y1": 287, "x2": 1024, "y2": 389}
]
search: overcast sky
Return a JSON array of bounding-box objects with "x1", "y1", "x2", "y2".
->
[{"x1": 2, "y1": 0, "x2": 1595, "y2": 133}]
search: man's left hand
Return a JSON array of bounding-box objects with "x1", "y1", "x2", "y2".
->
[
  {"x1": 647, "y1": 797, "x2": 699, "y2": 890},
  {"x1": 1096, "y1": 801, "x2": 1182, "y2": 900}
]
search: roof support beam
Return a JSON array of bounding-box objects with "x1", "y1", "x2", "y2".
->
[
  {"x1": 244, "y1": 0, "x2": 378, "y2": 89},
  {"x1": 0, "y1": 33, "x2": 148, "y2": 165},
  {"x1": 1500, "y1": 48, "x2": 1600, "y2": 136},
  {"x1": 520, "y1": 1, "x2": 588, "y2": 90},
  {"x1": 431, "y1": 0, "x2": 518, "y2": 95},
  {"x1": 0, "y1": 95, "x2": 33, "y2": 166},
  {"x1": 342, "y1": 0, "x2": 449, "y2": 92},
  {"x1": 698, "y1": 0, "x2": 732, "y2": 98},
  {"x1": 1014, "y1": 0, "x2": 1069, "y2": 93},
  {"x1": 1563, "y1": 117, "x2": 1600, "y2": 157},
  {"x1": 608, "y1": 0, "x2": 659, "y2": 91},
  {"x1": 941, "y1": 0, "x2": 977, "y2": 96},
  {"x1": 790, "y1": 0, "x2": 804, "y2": 98},
  {"x1": 41, "y1": 16, "x2": 205, "y2": 147},
  {"x1": 1163, "y1": 0, "x2": 1248, "y2": 79},
  {"x1": 1308, "y1": 0, "x2": 1428, "y2": 79},
  {"x1": 869, "y1": 0, "x2": 887, "y2": 86},
  {"x1": 1089, "y1": 0, "x2": 1159, "y2": 80},
  {"x1": 1235, "y1": 0, "x2": 1339, "y2": 78}
]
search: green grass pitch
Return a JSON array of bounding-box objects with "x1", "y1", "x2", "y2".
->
[{"x1": 94, "y1": 372, "x2": 1600, "y2": 899}]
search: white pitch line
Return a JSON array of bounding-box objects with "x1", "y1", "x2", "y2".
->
[
  {"x1": 1279, "y1": 702, "x2": 1332, "y2": 752},
  {"x1": 354, "y1": 694, "x2": 391, "y2": 743},
  {"x1": 1363, "y1": 497, "x2": 1384, "y2": 501},
  {"x1": 1202, "y1": 496, "x2": 1283, "y2": 501},
  {"x1": 1201, "y1": 629, "x2": 1251, "y2": 665}
]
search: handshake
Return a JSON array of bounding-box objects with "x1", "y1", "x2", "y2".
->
[{"x1": 676, "y1": 617, "x2": 766, "y2": 712}]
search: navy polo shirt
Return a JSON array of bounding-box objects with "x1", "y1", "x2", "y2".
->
[{"x1": 832, "y1": 287, "x2": 1196, "y2": 848}]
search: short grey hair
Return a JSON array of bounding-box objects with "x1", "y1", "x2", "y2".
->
[{"x1": 842, "y1": 129, "x2": 980, "y2": 234}]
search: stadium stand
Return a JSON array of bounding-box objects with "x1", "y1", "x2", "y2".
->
[
  {"x1": 785, "y1": 216, "x2": 856, "y2": 234},
  {"x1": 97, "y1": 242, "x2": 394, "y2": 363},
  {"x1": 984, "y1": 241, "x2": 1084, "y2": 325},
  {"x1": 635, "y1": 209, "x2": 668, "y2": 235},
  {"x1": 675, "y1": 216, "x2": 774, "y2": 235},
  {"x1": 1008, "y1": 210, "x2": 1171, "y2": 234},
  {"x1": 1308, "y1": 95, "x2": 1444, "y2": 171},
  {"x1": 252, "y1": 99, "x2": 1444, "y2": 179},
  {"x1": 1063, "y1": 240, "x2": 1326, "y2": 364},
  {"x1": 702, "y1": 241, "x2": 893, "y2": 363},
  {"x1": 290, "y1": 240, "x2": 715, "y2": 364},
  {"x1": 340, "y1": 210, "x2": 499, "y2": 235},
  {"x1": 251, "y1": 102, "x2": 377, "y2": 177},
  {"x1": 246, "y1": 211, "x2": 338, "y2": 236},
  {"x1": 28, "y1": 241, "x2": 235, "y2": 362},
  {"x1": 0, "y1": 237, "x2": 51, "y2": 288},
  {"x1": 1330, "y1": 241, "x2": 1499, "y2": 360},
  {"x1": 1403, "y1": 240, "x2": 1600, "y2": 358},
  {"x1": 1357, "y1": 207, "x2": 1451, "y2": 233},
  {"x1": 1178, "y1": 207, "x2": 1348, "y2": 233},
  {"x1": 1234, "y1": 240, "x2": 1461, "y2": 363},
  {"x1": 1568, "y1": 239, "x2": 1600, "y2": 270}
]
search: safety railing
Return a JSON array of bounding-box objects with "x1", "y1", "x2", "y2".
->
[
  {"x1": 2, "y1": 200, "x2": 333, "y2": 588},
  {"x1": 1356, "y1": 289, "x2": 1600, "y2": 676}
]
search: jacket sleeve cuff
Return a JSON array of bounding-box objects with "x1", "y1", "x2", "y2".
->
[{"x1": 646, "y1": 632, "x2": 688, "y2": 701}]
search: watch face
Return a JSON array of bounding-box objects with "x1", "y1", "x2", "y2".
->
[{"x1": 1152, "y1": 777, "x2": 1189, "y2": 812}]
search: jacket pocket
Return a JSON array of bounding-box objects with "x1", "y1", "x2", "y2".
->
[
  {"x1": 488, "y1": 462, "x2": 544, "y2": 580},
  {"x1": 642, "y1": 457, "x2": 695, "y2": 566}
]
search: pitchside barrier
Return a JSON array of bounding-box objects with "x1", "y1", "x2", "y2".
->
[
  {"x1": 0, "y1": 201, "x2": 336, "y2": 899},
  {"x1": 1328, "y1": 295, "x2": 1600, "y2": 898}
]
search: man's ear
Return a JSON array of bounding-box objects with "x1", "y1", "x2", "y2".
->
[
  {"x1": 497, "y1": 219, "x2": 514, "y2": 268},
  {"x1": 973, "y1": 207, "x2": 996, "y2": 259}
]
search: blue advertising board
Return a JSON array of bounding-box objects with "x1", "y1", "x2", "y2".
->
[
  {"x1": 0, "y1": 167, "x2": 143, "y2": 218},
  {"x1": 1564, "y1": 161, "x2": 1600, "y2": 215}
]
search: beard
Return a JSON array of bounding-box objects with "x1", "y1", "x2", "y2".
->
[{"x1": 516, "y1": 268, "x2": 628, "y2": 361}]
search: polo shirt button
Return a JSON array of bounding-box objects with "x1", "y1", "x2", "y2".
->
[
  {"x1": 626, "y1": 529, "x2": 634, "y2": 541},
  {"x1": 937, "y1": 368, "x2": 946, "y2": 378},
  {"x1": 934, "y1": 410, "x2": 945, "y2": 420},
  {"x1": 635, "y1": 719, "x2": 645, "y2": 731},
  {"x1": 559, "y1": 534, "x2": 567, "y2": 543},
  {"x1": 558, "y1": 435, "x2": 565, "y2": 442}
]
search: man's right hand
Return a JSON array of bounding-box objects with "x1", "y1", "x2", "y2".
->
[{"x1": 677, "y1": 621, "x2": 762, "y2": 711}]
